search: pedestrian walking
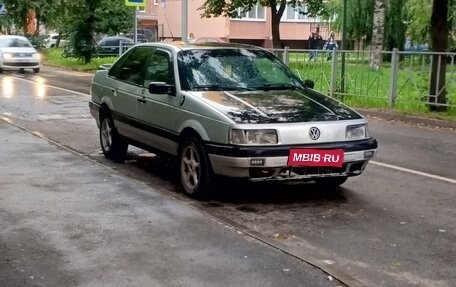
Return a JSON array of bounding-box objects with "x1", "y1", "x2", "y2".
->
[
  {"x1": 308, "y1": 31, "x2": 322, "y2": 61},
  {"x1": 323, "y1": 31, "x2": 338, "y2": 61}
]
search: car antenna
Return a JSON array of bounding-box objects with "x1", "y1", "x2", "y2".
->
[{"x1": 164, "y1": 14, "x2": 174, "y2": 39}]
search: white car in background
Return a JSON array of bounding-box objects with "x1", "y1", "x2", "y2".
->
[
  {"x1": 44, "y1": 33, "x2": 67, "y2": 48},
  {"x1": 0, "y1": 35, "x2": 41, "y2": 73}
]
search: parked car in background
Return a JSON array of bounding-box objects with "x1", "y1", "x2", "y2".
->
[
  {"x1": 0, "y1": 35, "x2": 41, "y2": 73},
  {"x1": 89, "y1": 42, "x2": 377, "y2": 198},
  {"x1": 44, "y1": 33, "x2": 67, "y2": 48},
  {"x1": 404, "y1": 40, "x2": 429, "y2": 52},
  {"x1": 97, "y1": 36, "x2": 134, "y2": 56},
  {"x1": 124, "y1": 33, "x2": 148, "y2": 43},
  {"x1": 189, "y1": 37, "x2": 226, "y2": 43}
]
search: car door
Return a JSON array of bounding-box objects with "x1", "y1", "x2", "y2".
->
[
  {"x1": 136, "y1": 48, "x2": 180, "y2": 155},
  {"x1": 107, "y1": 46, "x2": 154, "y2": 141}
]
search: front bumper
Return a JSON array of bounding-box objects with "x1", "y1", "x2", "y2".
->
[
  {"x1": 1, "y1": 61, "x2": 40, "y2": 69},
  {"x1": 207, "y1": 139, "x2": 377, "y2": 180}
]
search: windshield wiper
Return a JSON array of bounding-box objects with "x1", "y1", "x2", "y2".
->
[
  {"x1": 249, "y1": 83, "x2": 301, "y2": 91},
  {"x1": 190, "y1": 84, "x2": 222, "y2": 91}
]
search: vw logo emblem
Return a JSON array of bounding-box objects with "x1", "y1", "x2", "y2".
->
[{"x1": 309, "y1": 127, "x2": 320, "y2": 140}]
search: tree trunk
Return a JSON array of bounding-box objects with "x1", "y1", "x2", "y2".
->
[
  {"x1": 369, "y1": 0, "x2": 386, "y2": 70},
  {"x1": 429, "y1": 0, "x2": 449, "y2": 111},
  {"x1": 271, "y1": 13, "x2": 281, "y2": 48},
  {"x1": 270, "y1": 0, "x2": 286, "y2": 49}
]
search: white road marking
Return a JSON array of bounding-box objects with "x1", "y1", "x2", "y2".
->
[
  {"x1": 371, "y1": 160, "x2": 456, "y2": 184},
  {"x1": 6, "y1": 74, "x2": 90, "y2": 97}
]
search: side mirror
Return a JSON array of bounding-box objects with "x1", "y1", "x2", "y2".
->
[
  {"x1": 303, "y1": 79, "x2": 315, "y2": 89},
  {"x1": 149, "y1": 82, "x2": 175, "y2": 95}
]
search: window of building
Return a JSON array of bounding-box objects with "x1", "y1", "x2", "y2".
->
[
  {"x1": 234, "y1": 4, "x2": 265, "y2": 20},
  {"x1": 283, "y1": 3, "x2": 317, "y2": 22}
]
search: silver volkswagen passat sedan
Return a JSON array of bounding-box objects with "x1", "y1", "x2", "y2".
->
[
  {"x1": 89, "y1": 41, "x2": 377, "y2": 198},
  {"x1": 0, "y1": 35, "x2": 41, "y2": 73}
]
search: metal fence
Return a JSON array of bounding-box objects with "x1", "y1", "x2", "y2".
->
[{"x1": 273, "y1": 48, "x2": 456, "y2": 114}]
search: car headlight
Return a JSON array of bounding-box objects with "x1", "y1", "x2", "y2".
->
[
  {"x1": 2, "y1": 53, "x2": 13, "y2": 59},
  {"x1": 33, "y1": 53, "x2": 41, "y2": 60},
  {"x1": 346, "y1": 124, "x2": 368, "y2": 140},
  {"x1": 230, "y1": 129, "x2": 278, "y2": 145}
]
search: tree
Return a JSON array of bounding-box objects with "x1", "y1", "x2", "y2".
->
[
  {"x1": 404, "y1": 0, "x2": 433, "y2": 44},
  {"x1": 199, "y1": 0, "x2": 327, "y2": 48},
  {"x1": 2, "y1": 0, "x2": 40, "y2": 35},
  {"x1": 385, "y1": 0, "x2": 406, "y2": 52},
  {"x1": 428, "y1": 0, "x2": 451, "y2": 111},
  {"x1": 369, "y1": 0, "x2": 386, "y2": 69}
]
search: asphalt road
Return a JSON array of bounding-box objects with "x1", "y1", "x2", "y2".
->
[{"x1": 0, "y1": 66, "x2": 455, "y2": 287}]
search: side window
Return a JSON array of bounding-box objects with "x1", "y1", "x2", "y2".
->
[
  {"x1": 143, "y1": 50, "x2": 172, "y2": 86},
  {"x1": 104, "y1": 40, "x2": 116, "y2": 47},
  {"x1": 113, "y1": 47, "x2": 155, "y2": 85}
]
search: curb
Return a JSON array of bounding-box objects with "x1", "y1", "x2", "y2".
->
[{"x1": 358, "y1": 108, "x2": 456, "y2": 130}]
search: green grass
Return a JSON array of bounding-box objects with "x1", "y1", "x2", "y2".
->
[{"x1": 42, "y1": 48, "x2": 117, "y2": 72}]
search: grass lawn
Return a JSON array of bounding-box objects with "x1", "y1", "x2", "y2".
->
[{"x1": 42, "y1": 48, "x2": 117, "y2": 72}]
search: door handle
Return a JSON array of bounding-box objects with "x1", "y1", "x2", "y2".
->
[{"x1": 137, "y1": 97, "x2": 146, "y2": 103}]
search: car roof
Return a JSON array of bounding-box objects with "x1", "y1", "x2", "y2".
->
[
  {"x1": 0, "y1": 35, "x2": 28, "y2": 40},
  {"x1": 98, "y1": 36, "x2": 134, "y2": 44},
  {"x1": 134, "y1": 41, "x2": 265, "y2": 52},
  {"x1": 102, "y1": 36, "x2": 133, "y2": 40}
]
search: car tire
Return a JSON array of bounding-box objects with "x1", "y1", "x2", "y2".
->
[
  {"x1": 178, "y1": 137, "x2": 212, "y2": 199},
  {"x1": 33, "y1": 68, "x2": 40, "y2": 73},
  {"x1": 99, "y1": 111, "x2": 128, "y2": 161},
  {"x1": 314, "y1": 176, "x2": 348, "y2": 188}
]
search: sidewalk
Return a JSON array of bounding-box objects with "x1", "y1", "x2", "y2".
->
[{"x1": 0, "y1": 120, "x2": 340, "y2": 287}]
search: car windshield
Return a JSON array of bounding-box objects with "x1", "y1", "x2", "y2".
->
[
  {"x1": 0, "y1": 37, "x2": 32, "y2": 48},
  {"x1": 177, "y1": 48, "x2": 303, "y2": 91}
]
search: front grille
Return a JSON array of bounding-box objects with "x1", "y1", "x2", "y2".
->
[
  {"x1": 248, "y1": 160, "x2": 367, "y2": 181},
  {"x1": 13, "y1": 53, "x2": 34, "y2": 57},
  {"x1": 4, "y1": 62, "x2": 39, "y2": 67}
]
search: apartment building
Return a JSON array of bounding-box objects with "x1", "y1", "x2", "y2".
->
[{"x1": 137, "y1": 0, "x2": 329, "y2": 49}]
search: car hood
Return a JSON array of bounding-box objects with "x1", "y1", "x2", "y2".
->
[
  {"x1": 0, "y1": 47, "x2": 37, "y2": 53},
  {"x1": 194, "y1": 89, "x2": 363, "y2": 123}
]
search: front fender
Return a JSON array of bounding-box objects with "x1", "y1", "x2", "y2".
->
[{"x1": 178, "y1": 119, "x2": 210, "y2": 141}]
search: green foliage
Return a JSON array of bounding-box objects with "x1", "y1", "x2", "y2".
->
[
  {"x1": 28, "y1": 34, "x2": 47, "y2": 50},
  {"x1": 2, "y1": 0, "x2": 133, "y2": 41},
  {"x1": 385, "y1": 0, "x2": 406, "y2": 51},
  {"x1": 43, "y1": 48, "x2": 117, "y2": 71},
  {"x1": 200, "y1": 0, "x2": 326, "y2": 18},
  {"x1": 322, "y1": 0, "x2": 375, "y2": 45},
  {"x1": 2, "y1": 0, "x2": 33, "y2": 34},
  {"x1": 95, "y1": 0, "x2": 134, "y2": 35},
  {"x1": 404, "y1": 0, "x2": 433, "y2": 44},
  {"x1": 68, "y1": 0, "x2": 99, "y2": 64}
]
